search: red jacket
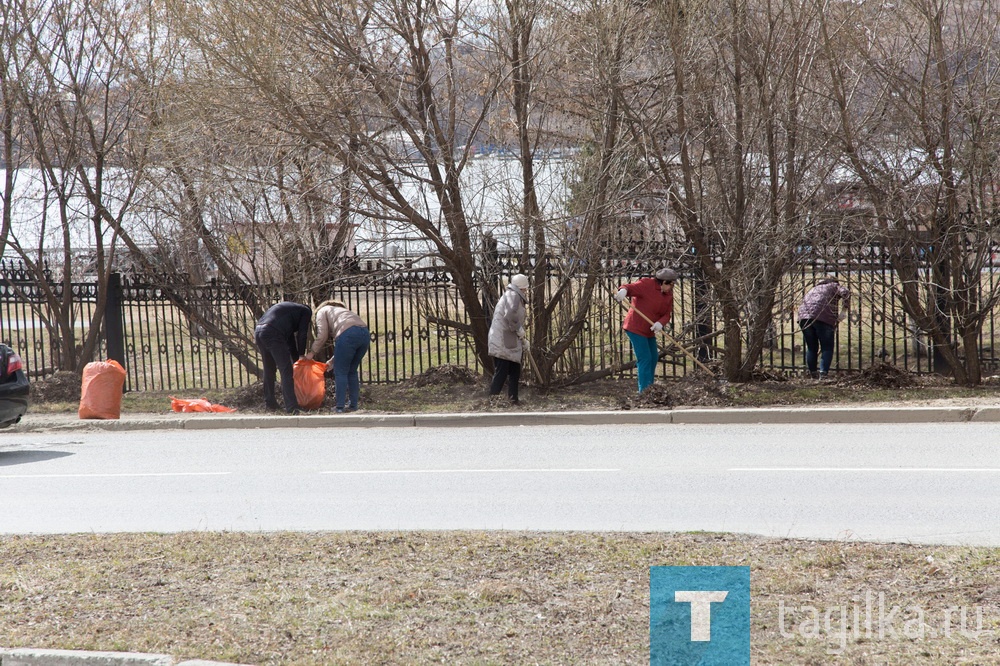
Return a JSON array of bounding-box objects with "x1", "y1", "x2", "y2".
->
[{"x1": 620, "y1": 277, "x2": 673, "y2": 337}]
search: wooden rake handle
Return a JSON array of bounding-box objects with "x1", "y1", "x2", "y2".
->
[{"x1": 618, "y1": 299, "x2": 714, "y2": 375}]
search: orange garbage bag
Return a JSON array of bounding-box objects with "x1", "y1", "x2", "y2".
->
[
  {"x1": 78, "y1": 359, "x2": 127, "y2": 420},
  {"x1": 293, "y1": 358, "x2": 327, "y2": 410},
  {"x1": 170, "y1": 397, "x2": 236, "y2": 413}
]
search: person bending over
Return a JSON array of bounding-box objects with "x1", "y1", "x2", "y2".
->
[
  {"x1": 307, "y1": 300, "x2": 370, "y2": 413},
  {"x1": 615, "y1": 268, "x2": 677, "y2": 393},
  {"x1": 254, "y1": 301, "x2": 312, "y2": 414}
]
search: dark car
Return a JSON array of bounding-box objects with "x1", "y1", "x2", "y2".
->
[{"x1": 0, "y1": 343, "x2": 29, "y2": 428}]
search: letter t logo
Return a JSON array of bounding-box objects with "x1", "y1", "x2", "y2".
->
[{"x1": 674, "y1": 591, "x2": 729, "y2": 641}]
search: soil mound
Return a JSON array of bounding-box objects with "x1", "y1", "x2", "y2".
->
[
  {"x1": 409, "y1": 364, "x2": 480, "y2": 387},
  {"x1": 750, "y1": 368, "x2": 789, "y2": 382},
  {"x1": 630, "y1": 374, "x2": 731, "y2": 409},
  {"x1": 30, "y1": 371, "x2": 82, "y2": 404},
  {"x1": 225, "y1": 382, "x2": 265, "y2": 410},
  {"x1": 631, "y1": 383, "x2": 674, "y2": 408},
  {"x1": 840, "y1": 362, "x2": 915, "y2": 389}
]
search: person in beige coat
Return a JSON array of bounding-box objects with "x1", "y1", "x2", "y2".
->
[
  {"x1": 306, "y1": 300, "x2": 370, "y2": 412},
  {"x1": 487, "y1": 274, "x2": 528, "y2": 404}
]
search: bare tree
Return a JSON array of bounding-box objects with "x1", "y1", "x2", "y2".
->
[
  {"x1": 3, "y1": 0, "x2": 157, "y2": 371},
  {"x1": 0, "y1": 0, "x2": 32, "y2": 262},
  {"x1": 823, "y1": 0, "x2": 1000, "y2": 384},
  {"x1": 619, "y1": 0, "x2": 844, "y2": 381},
  {"x1": 165, "y1": 0, "x2": 515, "y2": 367},
  {"x1": 471, "y1": 0, "x2": 647, "y2": 384}
]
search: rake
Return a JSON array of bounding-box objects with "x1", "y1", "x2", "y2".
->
[{"x1": 616, "y1": 299, "x2": 715, "y2": 375}]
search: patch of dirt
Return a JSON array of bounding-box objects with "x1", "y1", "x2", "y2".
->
[
  {"x1": 224, "y1": 382, "x2": 265, "y2": 410},
  {"x1": 837, "y1": 361, "x2": 917, "y2": 389},
  {"x1": 630, "y1": 374, "x2": 733, "y2": 409},
  {"x1": 409, "y1": 364, "x2": 480, "y2": 387},
  {"x1": 201, "y1": 362, "x2": 1000, "y2": 414},
  {"x1": 220, "y1": 365, "x2": 486, "y2": 413},
  {"x1": 29, "y1": 371, "x2": 81, "y2": 404}
]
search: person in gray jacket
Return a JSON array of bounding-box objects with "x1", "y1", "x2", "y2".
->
[{"x1": 488, "y1": 274, "x2": 529, "y2": 404}]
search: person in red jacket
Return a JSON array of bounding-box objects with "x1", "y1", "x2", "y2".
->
[{"x1": 615, "y1": 268, "x2": 678, "y2": 392}]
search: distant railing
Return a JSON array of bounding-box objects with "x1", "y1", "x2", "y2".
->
[{"x1": 4, "y1": 245, "x2": 1000, "y2": 392}]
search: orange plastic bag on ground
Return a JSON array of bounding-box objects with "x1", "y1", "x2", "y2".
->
[
  {"x1": 78, "y1": 359, "x2": 127, "y2": 420},
  {"x1": 170, "y1": 397, "x2": 237, "y2": 413},
  {"x1": 293, "y1": 358, "x2": 327, "y2": 410}
]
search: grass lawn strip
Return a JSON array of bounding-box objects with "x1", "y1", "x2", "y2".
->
[{"x1": 2, "y1": 532, "x2": 999, "y2": 665}]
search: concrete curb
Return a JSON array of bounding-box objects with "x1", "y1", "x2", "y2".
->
[
  {"x1": 0, "y1": 649, "x2": 253, "y2": 666},
  {"x1": 669, "y1": 406, "x2": 977, "y2": 424},
  {"x1": 411, "y1": 410, "x2": 675, "y2": 427},
  {"x1": 970, "y1": 406, "x2": 1000, "y2": 421},
  {"x1": 10, "y1": 405, "x2": 999, "y2": 432},
  {"x1": 0, "y1": 651, "x2": 171, "y2": 666}
]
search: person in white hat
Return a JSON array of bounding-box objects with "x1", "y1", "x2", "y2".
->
[
  {"x1": 487, "y1": 273, "x2": 529, "y2": 404},
  {"x1": 614, "y1": 268, "x2": 678, "y2": 392}
]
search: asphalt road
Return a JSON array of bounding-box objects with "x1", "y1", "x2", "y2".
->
[{"x1": 1, "y1": 422, "x2": 997, "y2": 544}]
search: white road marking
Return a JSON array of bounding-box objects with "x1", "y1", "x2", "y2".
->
[
  {"x1": 321, "y1": 468, "x2": 621, "y2": 475},
  {"x1": 0, "y1": 472, "x2": 232, "y2": 479},
  {"x1": 730, "y1": 467, "x2": 1000, "y2": 473}
]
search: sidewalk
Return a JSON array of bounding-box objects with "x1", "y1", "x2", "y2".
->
[{"x1": 11, "y1": 403, "x2": 1000, "y2": 432}]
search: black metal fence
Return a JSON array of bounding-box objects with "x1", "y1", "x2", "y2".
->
[{"x1": 4, "y1": 246, "x2": 1000, "y2": 392}]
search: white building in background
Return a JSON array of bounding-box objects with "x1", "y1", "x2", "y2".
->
[
  {"x1": 350, "y1": 154, "x2": 576, "y2": 268},
  {"x1": 0, "y1": 167, "x2": 161, "y2": 280},
  {"x1": 2, "y1": 154, "x2": 681, "y2": 281}
]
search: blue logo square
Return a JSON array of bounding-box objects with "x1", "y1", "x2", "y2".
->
[{"x1": 650, "y1": 566, "x2": 750, "y2": 665}]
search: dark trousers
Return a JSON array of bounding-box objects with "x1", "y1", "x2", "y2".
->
[
  {"x1": 799, "y1": 319, "x2": 836, "y2": 375},
  {"x1": 490, "y1": 357, "x2": 522, "y2": 401},
  {"x1": 255, "y1": 324, "x2": 299, "y2": 412}
]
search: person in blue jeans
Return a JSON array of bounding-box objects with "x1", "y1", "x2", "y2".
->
[
  {"x1": 306, "y1": 300, "x2": 371, "y2": 412},
  {"x1": 797, "y1": 277, "x2": 850, "y2": 379}
]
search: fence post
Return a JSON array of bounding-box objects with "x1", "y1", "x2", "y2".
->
[{"x1": 105, "y1": 272, "x2": 126, "y2": 371}]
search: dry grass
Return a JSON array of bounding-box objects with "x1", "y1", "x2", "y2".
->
[{"x1": 2, "y1": 532, "x2": 999, "y2": 665}]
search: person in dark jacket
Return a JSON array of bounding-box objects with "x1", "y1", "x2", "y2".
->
[
  {"x1": 615, "y1": 267, "x2": 677, "y2": 393},
  {"x1": 254, "y1": 301, "x2": 312, "y2": 413},
  {"x1": 798, "y1": 277, "x2": 850, "y2": 379}
]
